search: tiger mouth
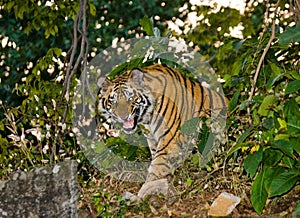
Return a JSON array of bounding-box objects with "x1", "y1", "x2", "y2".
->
[{"x1": 122, "y1": 118, "x2": 137, "y2": 134}]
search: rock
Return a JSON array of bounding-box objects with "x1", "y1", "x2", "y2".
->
[
  {"x1": 208, "y1": 192, "x2": 241, "y2": 217},
  {"x1": 0, "y1": 160, "x2": 78, "y2": 218}
]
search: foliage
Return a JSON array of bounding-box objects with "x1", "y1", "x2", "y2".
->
[
  {"x1": 0, "y1": 0, "x2": 184, "y2": 175},
  {"x1": 174, "y1": 0, "x2": 300, "y2": 214},
  {"x1": 278, "y1": 22, "x2": 300, "y2": 45},
  {"x1": 187, "y1": 2, "x2": 299, "y2": 215},
  {"x1": 92, "y1": 190, "x2": 152, "y2": 217},
  {"x1": 225, "y1": 18, "x2": 300, "y2": 215}
]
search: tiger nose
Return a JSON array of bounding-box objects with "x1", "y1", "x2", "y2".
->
[
  {"x1": 115, "y1": 99, "x2": 129, "y2": 120},
  {"x1": 116, "y1": 109, "x2": 129, "y2": 120}
]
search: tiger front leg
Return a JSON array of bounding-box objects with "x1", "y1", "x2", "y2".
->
[
  {"x1": 146, "y1": 135, "x2": 184, "y2": 181},
  {"x1": 137, "y1": 140, "x2": 180, "y2": 201},
  {"x1": 146, "y1": 152, "x2": 174, "y2": 181}
]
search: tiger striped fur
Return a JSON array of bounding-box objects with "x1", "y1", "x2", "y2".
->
[{"x1": 96, "y1": 64, "x2": 226, "y2": 182}]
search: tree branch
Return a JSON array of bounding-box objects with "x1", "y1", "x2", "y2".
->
[
  {"x1": 61, "y1": 0, "x2": 89, "y2": 123},
  {"x1": 248, "y1": 0, "x2": 281, "y2": 102}
]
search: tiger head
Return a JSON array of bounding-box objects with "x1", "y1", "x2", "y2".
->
[{"x1": 96, "y1": 69, "x2": 154, "y2": 134}]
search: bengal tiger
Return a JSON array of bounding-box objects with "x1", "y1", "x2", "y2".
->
[{"x1": 96, "y1": 63, "x2": 226, "y2": 198}]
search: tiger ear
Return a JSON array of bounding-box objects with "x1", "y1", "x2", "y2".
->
[
  {"x1": 97, "y1": 77, "x2": 111, "y2": 93},
  {"x1": 130, "y1": 69, "x2": 144, "y2": 87}
]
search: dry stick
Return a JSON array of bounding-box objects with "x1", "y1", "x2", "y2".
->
[
  {"x1": 246, "y1": 7, "x2": 278, "y2": 118},
  {"x1": 248, "y1": 0, "x2": 281, "y2": 104},
  {"x1": 248, "y1": 20, "x2": 276, "y2": 102}
]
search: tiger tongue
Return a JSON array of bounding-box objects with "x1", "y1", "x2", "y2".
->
[{"x1": 123, "y1": 119, "x2": 135, "y2": 129}]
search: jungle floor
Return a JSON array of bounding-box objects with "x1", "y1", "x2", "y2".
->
[{"x1": 78, "y1": 154, "x2": 300, "y2": 218}]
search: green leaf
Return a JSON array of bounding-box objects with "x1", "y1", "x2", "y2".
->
[
  {"x1": 282, "y1": 156, "x2": 295, "y2": 168},
  {"x1": 197, "y1": 119, "x2": 209, "y2": 153},
  {"x1": 285, "y1": 80, "x2": 300, "y2": 95},
  {"x1": 258, "y1": 95, "x2": 277, "y2": 116},
  {"x1": 266, "y1": 73, "x2": 283, "y2": 91},
  {"x1": 181, "y1": 117, "x2": 201, "y2": 136},
  {"x1": 228, "y1": 90, "x2": 240, "y2": 112},
  {"x1": 52, "y1": 48, "x2": 62, "y2": 57},
  {"x1": 289, "y1": 71, "x2": 300, "y2": 80},
  {"x1": 278, "y1": 23, "x2": 300, "y2": 45},
  {"x1": 284, "y1": 99, "x2": 300, "y2": 135},
  {"x1": 89, "y1": 3, "x2": 96, "y2": 16},
  {"x1": 284, "y1": 99, "x2": 300, "y2": 119},
  {"x1": 239, "y1": 100, "x2": 251, "y2": 111},
  {"x1": 269, "y1": 171, "x2": 300, "y2": 197},
  {"x1": 251, "y1": 169, "x2": 268, "y2": 214},
  {"x1": 185, "y1": 178, "x2": 193, "y2": 186},
  {"x1": 270, "y1": 63, "x2": 282, "y2": 75},
  {"x1": 263, "y1": 148, "x2": 283, "y2": 166},
  {"x1": 244, "y1": 147, "x2": 263, "y2": 178},
  {"x1": 237, "y1": 127, "x2": 255, "y2": 144},
  {"x1": 272, "y1": 140, "x2": 293, "y2": 157},
  {"x1": 252, "y1": 109, "x2": 260, "y2": 125},
  {"x1": 290, "y1": 137, "x2": 300, "y2": 155},
  {"x1": 233, "y1": 38, "x2": 247, "y2": 51},
  {"x1": 262, "y1": 117, "x2": 274, "y2": 129},
  {"x1": 232, "y1": 58, "x2": 242, "y2": 76},
  {"x1": 274, "y1": 133, "x2": 289, "y2": 141},
  {"x1": 45, "y1": 28, "x2": 50, "y2": 39},
  {"x1": 139, "y1": 16, "x2": 154, "y2": 36},
  {"x1": 226, "y1": 142, "x2": 251, "y2": 158},
  {"x1": 6, "y1": 1, "x2": 15, "y2": 11},
  {"x1": 263, "y1": 166, "x2": 285, "y2": 192}
]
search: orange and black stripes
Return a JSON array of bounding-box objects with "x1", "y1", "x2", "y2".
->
[{"x1": 96, "y1": 64, "x2": 227, "y2": 182}]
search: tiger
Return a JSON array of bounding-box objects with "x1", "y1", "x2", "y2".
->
[{"x1": 96, "y1": 63, "x2": 226, "y2": 197}]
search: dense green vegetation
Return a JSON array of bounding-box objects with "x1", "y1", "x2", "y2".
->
[{"x1": 0, "y1": 0, "x2": 299, "y2": 216}]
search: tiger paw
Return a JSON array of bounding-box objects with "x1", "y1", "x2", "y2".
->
[
  {"x1": 121, "y1": 180, "x2": 170, "y2": 204},
  {"x1": 137, "y1": 178, "x2": 178, "y2": 203},
  {"x1": 122, "y1": 191, "x2": 141, "y2": 203}
]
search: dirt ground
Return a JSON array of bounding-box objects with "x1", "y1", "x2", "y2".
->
[{"x1": 78, "y1": 157, "x2": 300, "y2": 217}]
